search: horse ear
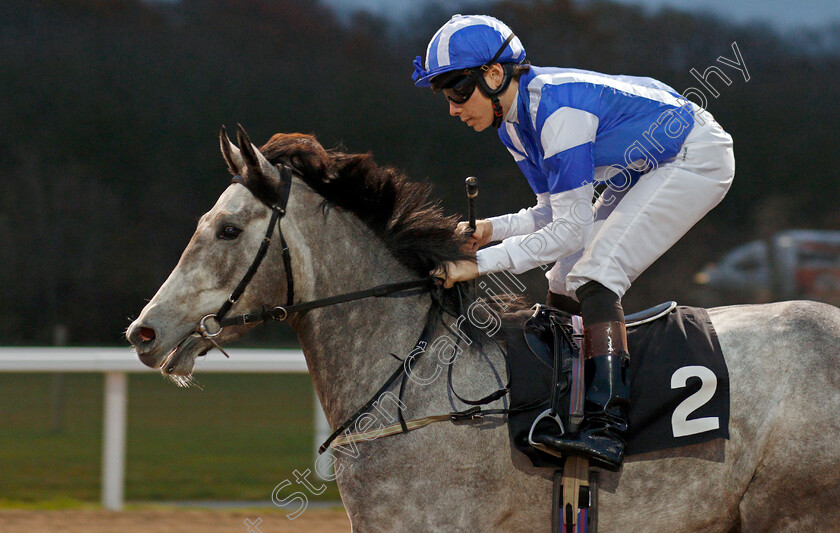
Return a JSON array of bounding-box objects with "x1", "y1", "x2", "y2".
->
[
  {"x1": 219, "y1": 125, "x2": 244, "y2": 175},
  {"x1": 235, "y1": 124, "x2": 284, "y2": 204},
  {"x1": 236, "y1": 124, "x2": 281, "y2": 181}
]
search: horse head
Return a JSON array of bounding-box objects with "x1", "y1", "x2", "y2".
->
[
  {"x1": 126, "y1": 125, "x2": 320, "y2": 384},
  {"x1": 127, "y1": 125, "x2": 469, "y2": 388}
]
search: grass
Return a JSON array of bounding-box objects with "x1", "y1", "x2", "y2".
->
[{"x1": 0, "y1": 372, "x2": 341, "y2": 505}]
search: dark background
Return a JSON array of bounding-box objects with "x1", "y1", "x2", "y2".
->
[{"x1": 2, "y1": 0, "x2": 838, "y2": 346}]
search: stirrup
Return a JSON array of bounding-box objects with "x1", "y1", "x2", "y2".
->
[{"x1": 528, "y1": 408, "x2": 565, "y2": 452}]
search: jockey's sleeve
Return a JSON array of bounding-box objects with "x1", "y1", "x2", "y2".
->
[
  {"x1": 486, "y1": 193, "x2": 552, "y2": 241},
  {"x1": 489, "y1": 113, "x2": 585, "y2": 242},
  {"x1": 476, "y1": 182, "x2": 594, "y2": 275},
  {"x1": 478, "y1": 106, "x2": 598, "y2": 275}
]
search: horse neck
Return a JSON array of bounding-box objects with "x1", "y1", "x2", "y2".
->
[{"x1": 285, "y1": 187, "x2": 432, "y2": 426}]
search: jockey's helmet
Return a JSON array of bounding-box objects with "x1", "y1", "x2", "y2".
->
[{"x1": 412, "y1": 15, "x2": 527, "y2": 127}]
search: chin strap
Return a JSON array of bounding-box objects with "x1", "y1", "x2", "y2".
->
[
  {"x1": 490, "y1": 96, "x2": 505, "y2": 128},
  {"x1": 470, "y1": 62, "x2": 516, "y2": 129},
  {"x1": 483, "y1": 33, "x2": 516, "y2": 129}
]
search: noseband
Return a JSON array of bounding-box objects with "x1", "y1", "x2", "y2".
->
[{"x1": 196, "y1": 163, "x2": 434, "y2": 351}]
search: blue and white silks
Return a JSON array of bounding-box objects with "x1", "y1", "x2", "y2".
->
[{"x1": 478, "y1": 66, "x2": 700, "y2": 281}]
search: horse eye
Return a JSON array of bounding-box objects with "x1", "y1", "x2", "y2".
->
[{"x1": 218, "y1": 225, "x2": 242, "y2": 240}]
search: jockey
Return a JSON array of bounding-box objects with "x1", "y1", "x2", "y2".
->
[{"x1": 414, "y1": 14, "x2": 735, "y2": 470}]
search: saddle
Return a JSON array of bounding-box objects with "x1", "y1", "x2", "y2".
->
[
  {"x1": 505, "y1": 301, "x2": 729, "y2": 469},
  {"x1": 522, "y1": 301, "x2": 676, "y2": 369}
]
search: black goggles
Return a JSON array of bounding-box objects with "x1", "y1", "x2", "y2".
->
[
  {"x1": 438, "y1": 73, "x2": 478, "y2": 104},
  {"x1": 429, "y1": 33, "x2": 517, "y2": 105}
]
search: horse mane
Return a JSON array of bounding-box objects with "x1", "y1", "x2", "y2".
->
[
  {"x1": 256, "y1": 132, "x2": 472, "y2": 277},
  {"x1": 245, "y1": 132, "x2": 533, "y2": 318}
]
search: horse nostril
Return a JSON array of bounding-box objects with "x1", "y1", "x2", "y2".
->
[{"x1": 139, "y1": 327, "x2": 156, "y2": 342}]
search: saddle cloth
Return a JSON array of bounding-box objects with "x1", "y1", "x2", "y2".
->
[{"x1": 503, "y1": 305, "x2": 730, "y2": 468}]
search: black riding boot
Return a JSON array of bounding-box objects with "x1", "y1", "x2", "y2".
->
[
  {"x1": 534, "y1": 282, "x2": 631, "y2": 471},
  {"x1": 533, "y1": 321, "x2": 630, "y2": 471}
]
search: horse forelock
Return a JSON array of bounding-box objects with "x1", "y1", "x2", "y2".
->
[{"x1": 253, "y1": 132, "x2": 473, "y2": 277}]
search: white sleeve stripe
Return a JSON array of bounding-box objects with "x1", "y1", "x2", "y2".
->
[
  {"x1": 487, "y1": 194, "x2": 553, "y2": 242},
  {"x1": 506, "y1": 147, "x2": 526, "y2": 162},
  {"x1": 541, "y1": 107, "x2": 598, "y2": 159},
  {"x1": 594, "y1": 165, "x2": 623, "y2": 181},
  {"x1": 493, "y1": 184, "x2": 595, "y2": 275},
  {"x1": 476, "y1": 244, "x2": 514, "y2": 275},
  {"x1": 548, "y1": 184, "x2": 594, "y2": 211}
]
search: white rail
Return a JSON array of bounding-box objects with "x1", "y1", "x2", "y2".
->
[{"x1": 0, "y1": 347, "x2": 328, "y2": 510}]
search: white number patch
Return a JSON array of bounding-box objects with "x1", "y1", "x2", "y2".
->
[{"x1": 670, "y1": 365, "x2": 720, "y2": 438}]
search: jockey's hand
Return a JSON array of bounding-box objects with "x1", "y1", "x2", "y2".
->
[
  {"x1": 430, "y1": 259, "x2": 479, "y2": 289},
  {"x1": 456, "y1": 219, "x2": 493, "y2": 253}
]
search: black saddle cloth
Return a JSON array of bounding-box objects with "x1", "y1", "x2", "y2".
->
[{"x1": 503, "y1": 305, "x2": 730, "y2": 469}]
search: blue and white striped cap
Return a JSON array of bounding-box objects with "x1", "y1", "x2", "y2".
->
[{"x1": 412, "y1": 14, "x2": 526, "y2": 87}]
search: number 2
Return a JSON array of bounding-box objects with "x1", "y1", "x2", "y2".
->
[{"x1": 670, "y1": 365, "x2": 720, "y2": 438}]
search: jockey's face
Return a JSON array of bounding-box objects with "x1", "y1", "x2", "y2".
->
[
  {"x1": 448, "y1": 83, "x2": 494, "y2": 132},
  {"x1": 446, "y1": 64, "x2": 506, "y2": 133}
]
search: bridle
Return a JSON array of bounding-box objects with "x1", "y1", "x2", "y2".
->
[
  {"x1": 194, "y1": 162, "x2": 434, "y2": 353},
  {"x1": 188, "y1": 151, "x2": 514, "y2": 454}
]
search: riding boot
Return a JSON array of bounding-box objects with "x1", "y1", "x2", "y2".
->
[
  {"x1": 547, "y1": 321, "x2": 630, "y2": 471},
  {"x1": 546, "y1": 291, "x2": 581, "y2": 315},
  {"x1": 532, "y1": 281, "x2": 631, "y2": 471}
]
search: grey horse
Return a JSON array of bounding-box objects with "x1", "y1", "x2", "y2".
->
[{"x1": 127, "y1": 128, "x2": 840, "y2": 532}]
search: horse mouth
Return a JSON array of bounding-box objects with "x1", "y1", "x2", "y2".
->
[{"x1": 159, "y1": 334, "x2": 211, "y2": 387}]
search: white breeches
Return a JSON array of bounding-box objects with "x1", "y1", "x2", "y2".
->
[{"x1": 548, "y1": 107, "x2": 735, "y2": 299}]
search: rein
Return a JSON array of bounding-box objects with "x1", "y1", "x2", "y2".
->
[
  {"x1": 219, "y1": 278, "x2": 435, "y2": 327},
  {"x1": 319, "y1": 285, "x2": 540, "y2": 454},
  {"x1": 195, "y1": 159, "x2": 519, "y2": 453}
]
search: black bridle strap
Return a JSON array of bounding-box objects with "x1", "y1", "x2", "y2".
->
[
  {"x1": 216, "y1": 208, "x2": 283, "y2": 322},
  {"x1": 215, "y1": 166, "x2": 294, "y2": 324},
  {"x1": 318, "y1": 315, "x2": 435, "y2": 454},
  {"x1": 219, "y1": 278, "x2": 434, "y2": 327},
  {"x1": 279, "y1": 231, "x2": 294, "y2": 307},
  {"x1": 214, "y1": 162, "x2": 432, "y2": 329}
]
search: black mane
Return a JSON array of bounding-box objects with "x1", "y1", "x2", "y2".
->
[{"x1": 253, "y1": 133, "x2": 471, "y2": 276}]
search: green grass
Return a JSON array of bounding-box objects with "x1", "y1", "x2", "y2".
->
[{"x1": 0, "y1": 373, "x2": 340, "y2": 504}]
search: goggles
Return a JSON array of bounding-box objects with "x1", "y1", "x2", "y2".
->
[
  {"x1": 428, "y1": 34, "x2": 518, "y2": 105},
  {"x1": 432, "y1": 71, "x2": 478, "y2": 104},
  {"x1": 443, "y1": 75, "x2": 478, "y2": 104}
]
